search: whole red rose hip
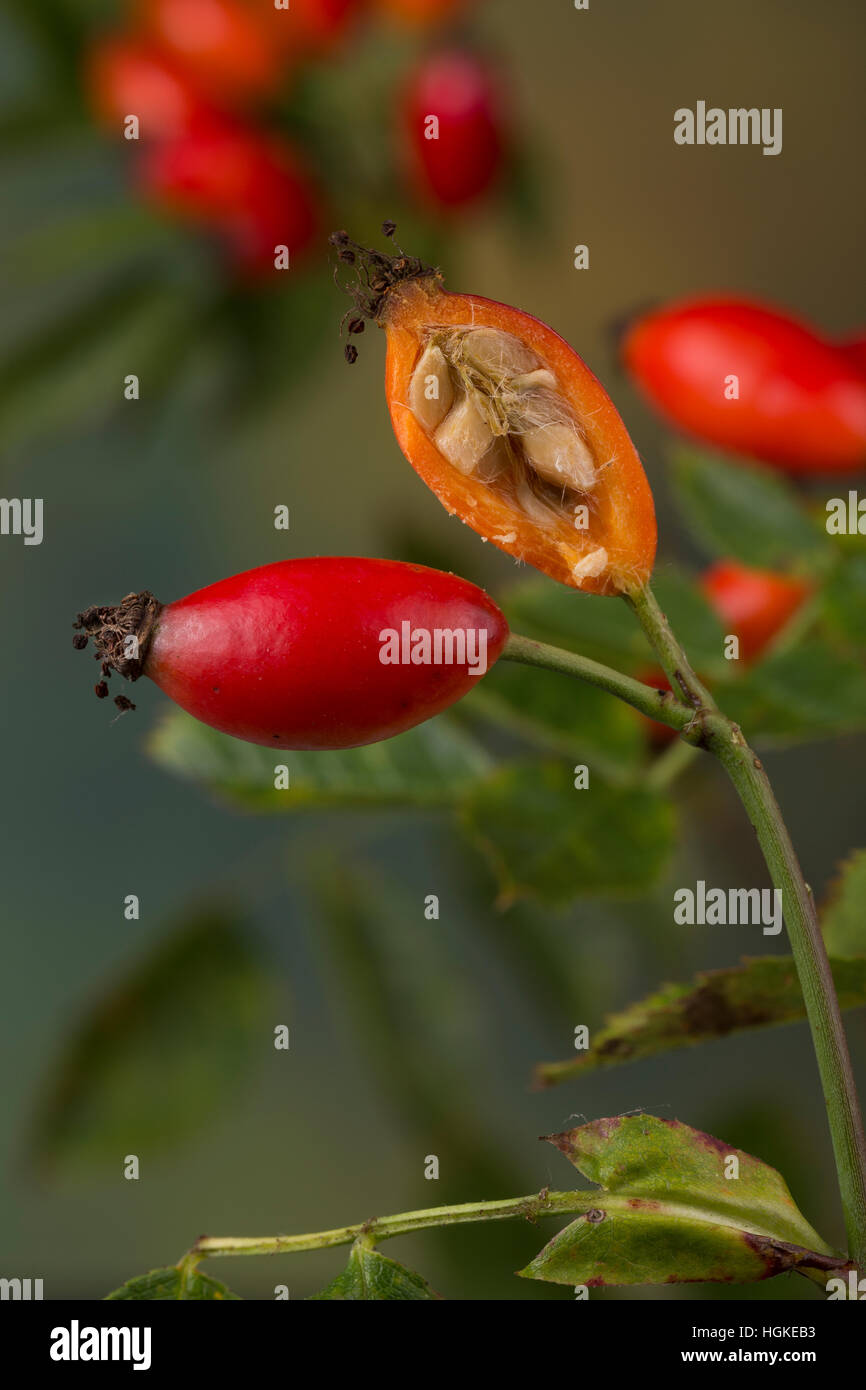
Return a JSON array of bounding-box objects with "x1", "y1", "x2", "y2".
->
[{"x1": 73, "y1": 558, "x2": 508, "y2": 749}]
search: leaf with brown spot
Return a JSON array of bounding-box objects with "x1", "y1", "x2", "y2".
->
[
  {"x1": 520, "y1": 1114, "x2": 845, "y2": 1289},
  {"x1": 534, "y1": 955, "x2": 866, "y2": 1087}
]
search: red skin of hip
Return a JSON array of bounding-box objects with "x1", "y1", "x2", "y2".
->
[
  {"x1": 144, "y1": 556, "x2": 508, "y2": 749},
  {"x1": 624, "y1": 298, "x2": 866, "y2": 473}
]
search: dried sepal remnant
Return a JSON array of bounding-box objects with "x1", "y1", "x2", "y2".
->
[{"x1": 407, "y1": 325, "x2": 601, "y2": 558}]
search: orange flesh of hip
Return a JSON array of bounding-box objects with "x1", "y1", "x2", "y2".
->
[{"x1": 383, "y1": 276, "x2": 657, "y2": 596}]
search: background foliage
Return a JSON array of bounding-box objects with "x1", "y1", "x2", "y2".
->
[{"x1": 1, "y1": 0, "x2": 864, "y2": 1299}]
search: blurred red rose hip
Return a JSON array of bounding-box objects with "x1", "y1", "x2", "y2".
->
[
  {"x1": 622, "y1": 296, "x2": 866, "y2": 474},
  {"x1": 139, "y1": 122, "x2": 322, "y2": 271},
  {"x1": 87, "y1": 36, "x2": 219, "y2": 138},
  {"x1": 377, "y1": 0, "x2": 469, "y2": 27},
  {"x1": 140, "y1": 0, "x2": 284, "y2": 100},
  {"x1": 839, "y1": 333, "x2": 866, "y2": 376},
  {"x1": 700, "y1": 560, "x2": 811, "y2": 662},
  {"x1": 402, "y1": 50, "x2": 505, "y2": 210}
]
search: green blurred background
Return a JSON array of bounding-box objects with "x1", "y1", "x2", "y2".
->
[{"x1": 1, "y1": 0, "x2": 865, "y2": 1299}]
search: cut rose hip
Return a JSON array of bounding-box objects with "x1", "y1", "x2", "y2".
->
[
  {"x1": 331, "y1": 228, "x2": 657, "y2": 595},
  {"x1": 73, "y1": 558, "x2": 508, "y2": 750}
]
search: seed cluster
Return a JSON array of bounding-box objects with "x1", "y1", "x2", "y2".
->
[{"x1": 408, "y1": 325, "x2": 608, "y2": 580}]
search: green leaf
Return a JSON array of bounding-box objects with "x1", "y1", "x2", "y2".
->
[
  {"x1": 28, "y1": 912, "x2": 269, "y2": 1175},
  {"x1": 534, "y1": 955, "x2": 866, "y2": 1087},
  {"x1": 149, "y1": 710, "x2": 491, "y2": 811},
  {"x1": 471, "y1": 662, "x2": 645, "y2": 777},
  {"x1": 822, "y1": 851, "x2": 866, "y2": 957},
  {"x1": 671, "y1": 450, "x2": 827, "y2": 568},
  {"x1": 502, "y1": 577, "x2": 644, "y2": 669},
  {"x1": 459, "y1": 763, "x2": 675, "y2": 905},
  {"x1": 106, "y1": 1266, "x2": 240, "y2": 1301},
  {"x1": 720, "y1": 639, "x2": 866, "y2": 744},
  {"x1": 309, "y1": 1244, "x2": 440, "y2": 1300},
  {"x1": 500, "y1": 565, "x2": 726, "y2": 679},
  {"x1": 520, "y1": 1115, "x2": 838, "y2": 1288}
]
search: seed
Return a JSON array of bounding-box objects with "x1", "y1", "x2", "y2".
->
[
  {"x1": 474, "y1": 437, "x2": 511, "y2": 485},
  {"x1": 72, "y1": 633, "x2": 88, "y2": 650},
  {"x1": 95, "y1": 680, "x2": 109, "y2": 699},
  {"x1": 345, "y1": 344, "x2": 358, "y2": 364},
  {"x1": 515, "y1": 481, "x2": 557, "y2": 528},
  {"x1": 434, "y1": 393, "x2": 495, "y2": 475},
  {"x1": 522, "y1": 422, "x2": 596, "y2": 491},
  {"x1": 409, "y1": 344, "x2": 455, "y2": 432},
  {"x1": 571, "y1": 547, "x2": 608, "y2": 580},
  {"x1": 510, "y1": 368, "x2": 557, "y2": 393},
  {"x1": 461, "y1": 327, "x2": 538, "y2": 377},
  {"x1": 348, "y1": 317, "x2": 365, "y2": 335}
]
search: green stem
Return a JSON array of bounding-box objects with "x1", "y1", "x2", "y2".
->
[
  {"x1": 626, "y1": 581, "x2": 866, "y2": 1271},
  {"x1": 502, "y1": 631, "x2": 696, "y2": 735},
  {"x1": 188, "y1": 1191, "x2": 844, "y2": 1291},
  {"x1": 191, "y1": 1189, "x2": 587, "y2": 1259}
]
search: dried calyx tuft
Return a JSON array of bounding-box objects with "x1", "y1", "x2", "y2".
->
[
  {"x1": 73, "y1": 591, "x2": 162, "y2": 707},
  {"x1": 330, "y1": 222, "x2": 439, "y2": 357},
  {"x1": 407, "y1": 324, "x2": 607, "y2": 579}
]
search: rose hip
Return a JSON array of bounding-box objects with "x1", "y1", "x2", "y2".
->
[
  {"x1": 622, "y1": 296, "x2": 866, "y2": 475},
  {"x1": 332, "y1": 227, "x2": 656, "y2": 595},
  {"x1": 87, "y1": 37, "x2": 220, "y2": 139},
  {"x1": 139, "y1": 0, "x2": 284, "y2": 101},
  {"x1": 73, "y1": 558, "x2": 508, "y2": 749},
  {"x1": 402, "y1": 50, "x2": 504, "y2": 210},
  {"x1": 139, "y1": 123, "x2": 322, "y2": 271},
  {"x1": 700, "y1": 560, "x2": 811, "y2": 662}
]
